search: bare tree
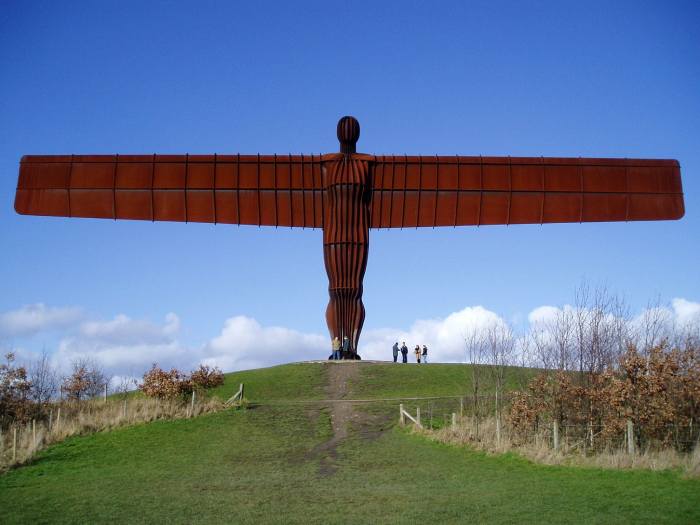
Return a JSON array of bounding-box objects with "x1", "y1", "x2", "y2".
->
[
  {"x1": 115, "y1": 375, "x2": 138, "y2": 400},
  {"x1": 634, "y1": 297, "x2": 672, "y2": 354},
  {"x1": 465, "y1": 328, "x2": 487, "y2": 435},
  {"x1": 485, "y1": 322, "x2": 515, "y2": 422},
  {"x1": 573, "y1": 281, "x2": 629, "y2": 379},
  {"x1": 528, "y1": 323, "x2": 553, "y2": 371},
  {"x1": 528, "y1": 307, "x2": 573, "y2": 372},
  {"x1": 28, "y1": 349, "x2": 58, "y2": 404},
  {"x1": 551, "y1": 307, "x2": 575, "y2": 371}
]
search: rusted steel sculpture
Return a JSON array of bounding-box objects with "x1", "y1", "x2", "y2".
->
[{"x1": 14, "y1": 116, "x2": 685, "y2": 359}]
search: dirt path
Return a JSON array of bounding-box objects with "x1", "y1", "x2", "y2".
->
[
  {"x1": 307, "y1": 362, "x2": 362, "y2": 475},
  {"x1": 306, "y1": 362, "x2": 395, "y2": 475},
  {"x1": 325, "y1": 362, "x2": 359, "y2": 440}
]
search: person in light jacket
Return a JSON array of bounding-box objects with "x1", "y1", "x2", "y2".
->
[
  {"x1": 422, "y1": 345, "x2": 428, "y2": 364},
  {"x1": 392, "y1": 342, "x2": 399, "y2": 363},
  {"x1": 414, "y1": 345, "x2": 421, "y2": 363},
  {"x1": 332, "y1": 336, "x2": 341, "y2": 360}
]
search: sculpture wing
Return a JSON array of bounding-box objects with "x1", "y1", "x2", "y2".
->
[
  {"x1": 15, "y1": 154, "x2": 326, "y2": 228},
  {"x1": 369, "y1": 156, "x2": 684, "y2": 228}
]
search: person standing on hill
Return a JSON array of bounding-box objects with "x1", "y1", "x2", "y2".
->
[
  {"x1": 332, "y1": 336, "x2": 341, "y2": 360},
  {"x1": 342, "y1": 336, "x2": 350, "y2": 359},
  {"x1": 414, "y1": 345, "x2": 421, "y2": 363},
  {"x1": 392, "y1": 342, "x2": 399, "y2": 363},
  {"x1": 400, "y1": 342, "x2": 408, "y2": 363},
  {"x1": 422, "y1": 345, "x2": 428, "y2": 364}
]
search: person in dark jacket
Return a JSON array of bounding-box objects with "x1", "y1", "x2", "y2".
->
[
  {"x1": 422, "y1": 344, "x2": 428, "y2": 364},
  {"x1": 392, "y1": 342, "x2": 399, "y2": 363},
  {"x1": 342, "y1": 336, "x2": 350, "y2": 358},
  {"x1": 400, "y1": 342, "x2": 408, "y2": 363}
]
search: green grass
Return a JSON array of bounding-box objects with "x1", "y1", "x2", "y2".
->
[
  {"x1": 351, "y1": 362, "x2": 536, "y2": 398},
  {"x1": 207, "y1": 362, "x2": 329, "y2": 401},
  {"x1": 1, "y1": 362, "x2": 698, "y2": 524}
]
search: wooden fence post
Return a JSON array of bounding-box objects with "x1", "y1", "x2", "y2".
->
[
  {"x1": 553, "y1": 420, "x2": 559, "y2": 451},
  {"x1": 190, "y1": 390, "x2": 196, "y2": 417},
  {"x1": 56, "y1": 407, "x2": 61, "y2": 428},
  {"x1": 399, "y1": 404, "x2": 405, "y2": 425},
  {"x1": 103, "y1": 383, "x2": 107, "y2": 403},
  {"x1": 123, "y1": 399, "x2": 127, "y2": 418},
  {"x1": 493, "y1": 390, "x2": 500, "y2": 445},
  {"x1": 416, "y1": 407, "x2": 421, "y2": 427},
  {"x1": 12, "y1": 427, "x2": 17, "y2": 462},
  {"x1": 627, "y1": 420, "x2": 635, "y2": 455},
  {"x1": 49, "y1": 409, "x2": 53, "y2": 431},
  {"x1": 460, "y1": 397, "x2": 464, "y2": 418},
  {"x1": 451, "y1": 413, "x2": 456, "y2": 431},
  {"x1": 32, "y1": 419, "x2": 36, "y2": 447},
  {"x1": 240, "y1": 383, "x2": 244, "y2": 401}
]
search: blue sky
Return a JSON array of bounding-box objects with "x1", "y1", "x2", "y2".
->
[{"x1": 1, "y1": 1, "x2": 698, "y2": 374}]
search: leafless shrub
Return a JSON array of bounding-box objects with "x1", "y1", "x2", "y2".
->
[{"x1": 114, "y1": 375, "x2": 138, "y2": 399}]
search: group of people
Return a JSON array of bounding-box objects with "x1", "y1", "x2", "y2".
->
[
  {"x1": 329, "y1": 336, "x2": 429, "y2": 363},
  {"x1": 392, "y1": 342, "x2": 428, "y2": 364}
]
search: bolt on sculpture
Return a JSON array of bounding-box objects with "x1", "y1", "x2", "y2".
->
[{"x1": 14, "y1": 117, "x2": 685, "y2": 359}]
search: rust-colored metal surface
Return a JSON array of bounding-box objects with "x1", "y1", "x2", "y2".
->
[{"x1": 14, "y1": 117, "x2": 685, "y2": 359}]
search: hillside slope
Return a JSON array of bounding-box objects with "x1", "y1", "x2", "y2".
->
[{"x1": 1, "y1": 362, "x2": 698, "y2": 524}]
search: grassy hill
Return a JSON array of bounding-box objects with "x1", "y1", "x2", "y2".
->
[{"x1": 1, "y1": 362, "x2": 699, "y2": 524}]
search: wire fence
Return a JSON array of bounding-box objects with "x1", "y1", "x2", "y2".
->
[{"x1": 395, "y1": 395, "x2": 700, "y2": 455}]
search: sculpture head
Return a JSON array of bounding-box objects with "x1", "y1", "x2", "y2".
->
[{"x1": 337, "y1": 116, "x2": 360, "y2": 154}]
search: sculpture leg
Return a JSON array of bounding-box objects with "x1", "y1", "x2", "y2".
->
[{"x1": 323, "y1": 242, "x2": 368, "y2": 359}]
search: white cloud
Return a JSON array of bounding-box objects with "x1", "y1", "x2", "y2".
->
[
  {"x1": 53, "y1": 313, "x2": 329, "y2": 378},
  {"x1": 0, "y1": 303, "x2": 83, "y2": 338},
  {"x1": 359, "y1": 306, "x2": 506, "y2": 363},
  {"x1": 53, "y1": 313, "x2": 188, "y2": 375},
  {"x1": 201, "y1": 315, "x2": 327, "y2": 371},
  {"x1": 672, "y1": 298, "x2": 700, "y2": 327},
  {"x1": 528, "y1": 305, "x2": 562, "y2": 325},
  {"x1": 4, "y1": 298, "x2": 699, "y2": 381},
  {"x1": 79, "y1": 313, "x2": 180, "y2": 345}
]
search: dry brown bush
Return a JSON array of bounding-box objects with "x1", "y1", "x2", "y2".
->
[
  {"x1": 189, "y1": 364, "x2": 224, "y2": 391},
  {"x1": 140, "y1": 364, "x2": 187, "y2": 399},
  {"x1": 507, "y1": 343, "x2": 700, "y2": 453},
  {"x1": 140, "y1": 363, "x2": 225, "y2": 399},
  {"x1": 0, "y1": 353, "x2": 33, "y2": 427}
]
